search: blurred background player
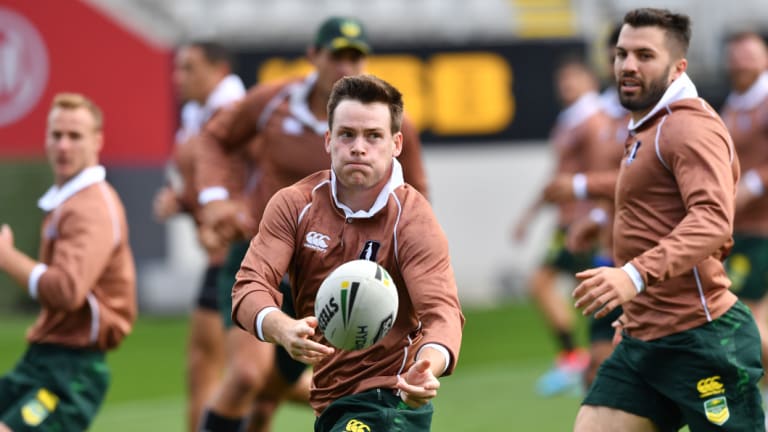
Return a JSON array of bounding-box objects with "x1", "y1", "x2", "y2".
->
[
  {"x1": 540, "y1": 22, "x2": 628, "y2": 389},
  {"x1": 720, "y1": 30, "x2": 768, "y2": 413},
  {"x1": 152, "y1": 41, "x2": 246, "y2": 432},
  {"x1": 0, "y1": 93, "x2": 137, "y2": 431},
  {"x1": 513, "y1": 55, "x2": 609, "y2": 396},
  {"x1": 194, "y1": 16, "x2": 430, "y2": 432}
]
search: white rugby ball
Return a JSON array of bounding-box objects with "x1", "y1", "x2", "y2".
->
[{"x1": 315, "y1": 260, "x2": 399, "y2": 351}]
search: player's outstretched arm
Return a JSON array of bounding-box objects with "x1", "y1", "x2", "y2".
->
[
  {"x1": 261, "y1": 310, "x2": 334, "y2": 365},
  {"x1": 0, "y1": 224, "x2": 37, "y2": 290}
]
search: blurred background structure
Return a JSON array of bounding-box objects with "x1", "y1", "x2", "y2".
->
[{"x1": 1, "y1": 0, "x2": 767, "y2": 313}]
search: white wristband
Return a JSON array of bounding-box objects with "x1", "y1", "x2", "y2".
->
[
  {"x1": 415, "y1": 343, "x2": 451, "y2": 375},
  {"x1": 621, "y1": 262, "x2": 645, "y2": 293},
  {"x1": 743, "y1": 170, "x2": 764, "y2": 197},
  {"x1": 572, "y1": 173, "x2": 588, "y2": 200},
  {"x1": 589, "y1": 207, "x2": 609, "y2": 226},
  {"x1": 255, "y1": 306, "x2": 280, "y2": 341},
  {"x1": 198, "y1": 187, "x2": 230, "y2": 205},
  {"x1": 28, "y1": 263, "x2": 48, "y2": 299}
]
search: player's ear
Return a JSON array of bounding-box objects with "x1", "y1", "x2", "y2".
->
[
  {"x1": 324, "y1": 130, "x2": 332, "y2": 154},
  {"x1": 670, "y1": 57, "x2": 687, "y2": 82},
  {"x1": 392, "y1": 131, "x2": 403, "y2": 158}
]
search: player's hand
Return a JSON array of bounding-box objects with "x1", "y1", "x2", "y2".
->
[
  {"x1": 152, "y1": 186, "x2": 181, "y2": 221},
  {"x1": 0, "y1": 224, "x2": 15, "y2": 266},
  {"x1": 611, "y1": 314, "x2": 626, "y2": 347},
  {"x1": 511, "y1": 201, "x2": 542, "y2": 243},
  {"x1": 735, "y1": 182, "x2": 755, "y2": 213},
  {"x1": 396, "y1": 359, "x2": 440, "y2": 408},
  {"x1": 542, "y1": 174, "x2": 576, "y2": 203},
  {"x1": 269, "y1": 315, "x2": 334, "y2": 365},
  {"x1": 565, "y1": 217, "x2": 601, "y2": 253},
  {"x1": 573, "y1": 267, "x2": 638, "y2": 319}
]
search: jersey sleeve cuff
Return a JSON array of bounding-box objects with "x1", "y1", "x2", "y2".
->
[
  {"x1": 198, "y1": 187, "x2": 230, "y2": 205},
  {"x1": 572, "y1": 173, "x2": 588, "y2": 200},
  {"x1": 416, "y1": 343, "x2": 451, "y2": 376},
  {"x1": 28, "y1": 263, "x2": 48, "y2": 299},
  {"x1": 588, "y1": 207, "x2": 609, "y2": 226},
  {"x1": 621, "y1": 262, "x2": 645, "y2": 293},
  {"x1": 255, "y1": 306, "x2": 280, "y2": 341}
]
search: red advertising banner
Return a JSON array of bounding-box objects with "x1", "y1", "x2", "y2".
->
[{"x1": 0, "y1": 0, "x2": 173, "y2": 165}]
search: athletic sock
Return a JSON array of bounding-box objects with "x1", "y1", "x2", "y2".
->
[
  {"x1": 556, "y1": 330, "x2": 575, "y2": 353},
  {"x1": 199, "y1": 409, "x2": 246, "y2": 432}
]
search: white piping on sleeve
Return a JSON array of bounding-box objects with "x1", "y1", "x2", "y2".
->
[
  {"x1": 654, "y1": 116, "x2": 671, "y2": 172},
  {"x1": 693, "y1": 266, "x2": 713, "y2": 322},
  {"x1": 86, "y1": 293, "x2": 100, "y2": 344}
]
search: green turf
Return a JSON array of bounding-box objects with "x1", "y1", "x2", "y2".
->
[{"x1": 0, "y1": 303, "x2": 593, "y2": 431}]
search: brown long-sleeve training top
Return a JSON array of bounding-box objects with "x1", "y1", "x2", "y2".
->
[
  {"x1": 232, "y1": 163, "x2": 463, "y2": 414},
  {"x1": 29, "y1": 166, "x2": 137, "y2": 351},
  {"x1": 615, "y1": 74, "x2": 739, "y2": 341}
]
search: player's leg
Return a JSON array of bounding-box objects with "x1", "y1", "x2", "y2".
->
[
  {"x1": 574, "y1": 406, "x2": 660, "y2": 432},
  {"x1": 187, "y1": 264, "x2": 226, "y2": 432},
  {"x1": 201, "y1": 328, "x2": 276, "y2": 431},
  {"x1": 533, "y1": 228, "x2": 589, "y2": 396}
]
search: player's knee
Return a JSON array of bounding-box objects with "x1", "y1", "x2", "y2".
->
[{"x1": 229, "y1": 360, "x2": 269, "y2": 393}]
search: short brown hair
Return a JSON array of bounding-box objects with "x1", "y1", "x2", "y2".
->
[
  {"x1": 51, "y1": 92, "x2": 104, "y2": 131},
  {"x1": 327, "y1": 74, "x2": 403, "y2": 135},
  {"x1": 623, "y1": 8, "x2": 691, "y2": 57}
]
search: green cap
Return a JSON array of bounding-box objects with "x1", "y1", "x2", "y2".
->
[{"x1": 314, "y1": 16, "x2": 370, "y2": 55}]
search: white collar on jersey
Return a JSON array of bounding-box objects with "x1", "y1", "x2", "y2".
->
[
  {"x1": 288, "y1": 72, "x2": 328, "y2": 135},
  {"x1": 177, "y1": 74, "x2": 246, "y2": 141},
  {"x1": 628, "y1": 72, "x2": 698, "y2": 131},
  {"x1": 330, "y1": 158, "x2": 404, "y2": 219},
  {"x1": 38, "y1": 165, "x2": 106, "y2": 212},
  {"x1": 599, "y1": 87, "x2": 628, "y2": 119},
  {"x1": 724, "y1": 71, "x2": 768, "y2": 111},
  {"x1": 557, "y1": 91, "x2": 601, "y2": 129}
]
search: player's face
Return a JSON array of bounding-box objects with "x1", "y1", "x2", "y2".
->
[
  {"x1": 727, "y1": 36, "x2": 768, "y2": 93},
  {"x1": 173, "y1": 46, "x2": 217, "y2": 103},
  {"x1": 311, "y1": 48, "x2": 367, "y2": 99},
  {"x1": 615, "y1": 25, "x2": 686, "y2": 117},
  {"x1": 556, "y1": 64, "x2": 595, "y2": 107},
  {"x1": 325, "y1": 100, "x2": 402, "y2": 192},
  {"x1": 46, "y1": 107, "x2": 102, "y2": 186}
]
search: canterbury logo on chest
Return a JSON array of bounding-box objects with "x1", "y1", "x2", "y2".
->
[{"x1": 304, "y1": 231, "x2": 331, "y2": 252}]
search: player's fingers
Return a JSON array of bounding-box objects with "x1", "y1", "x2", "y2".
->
[
  {"x1": 594, "y1": 299, "x2": 620, "y2": 319},
  {"x1": 581, "y1": 289, "x2": 614, "y2": 315},
  {"x1": 575, "y1": 267, "x2": 600, "y2": 280},
  {"x1": 575, "y1": 283, "x2": 610, "y2": 310}
]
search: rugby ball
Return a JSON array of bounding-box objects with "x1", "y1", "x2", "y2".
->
[{"x1": 315, "y1": 260, "x2": 399, "y2": 351}]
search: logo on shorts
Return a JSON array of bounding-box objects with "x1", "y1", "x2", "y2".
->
[
  {"x1": 697, "y1": 375, "x2": 725, "y2": 398},
  {"x1": 0, "y1": 7, "x2": 50, "y2": 127},
  {"x1": 345, "y1": 419, "x2": 371, "y2": 432},
  {"x1": 304, "y1": 231, "x2": 331, "y2": 252},
  {"x1": 703, "y1": 396, "x2": 730, "y2": 426},
  {"x1": 21, "y1": 388, "x2": 59, "y2": 426}
]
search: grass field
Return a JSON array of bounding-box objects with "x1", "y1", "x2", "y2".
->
[{"x1": 0, "y1": 302, "x2": 587, "y2": 431}]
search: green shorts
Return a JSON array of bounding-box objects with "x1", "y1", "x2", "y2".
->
[
  {"x1": 588, "y1": 306, "x2": 623, "y2": 343},
  {"x1": 543, "y1": 227, "x2": 597, "y2": 274},
  {"x1": 0, "y1": 344, "x2": 110, "y2": 431},
  {"x1": 725, "y1": 233, "x2": 768, "y2": 301},
  {"x1": 314, "y1": 388, "x2": 433, "y2": 432},
  {"x1": 583, "y1": 301, "x2": 764, "y2": 431},
  {"x1": 218, "y1": 239, "x2": 307, "y2": 384}
]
